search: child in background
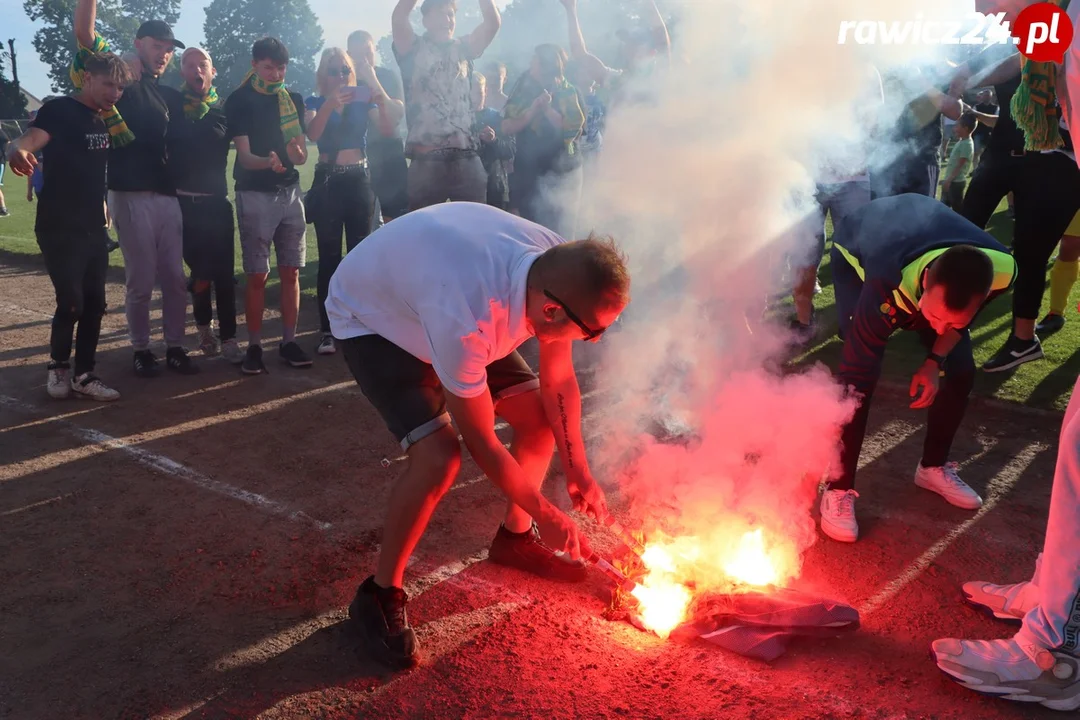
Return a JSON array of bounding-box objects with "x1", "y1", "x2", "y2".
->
[
  {"x1": 941, "y1": 112, "x2": 977, "y2": 210},
  {"x1": 471, "y1": 72, "x2": 515, "y2": 211}
]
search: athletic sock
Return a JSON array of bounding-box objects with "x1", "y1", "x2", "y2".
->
[
  {"x1": 1049, "y1": 259, "x2": 1079, "y2": 315},
  {"x1": 282, "y1": 326, "x2": 296, "y2": 344},
  {"x1": 248, "y1": 332, "x2": 261, "y2": 348}
]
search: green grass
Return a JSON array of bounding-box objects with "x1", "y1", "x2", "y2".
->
[{"x1": 2, "y1": 153, "x2": 1078, "y2": 410}]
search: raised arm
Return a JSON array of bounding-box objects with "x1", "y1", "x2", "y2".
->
[
  {"x1": 643, "y1": 0, "x2": 671, "y2": 66},
  {"x1": 560, "y1": 0, "x2": 617, "y2": 87},
  {"x1": 357, "y1": 61, "x2": 405, "y2": 137},
  {"x1": 74, "y1": 0, "x2": 97, "y2": 49},
  {"x1": 465, "y1": 0, "x2": 502, "y2": 59},
  {"x1": 392, "y1": 0, "x2": 420, "y2": 56}
]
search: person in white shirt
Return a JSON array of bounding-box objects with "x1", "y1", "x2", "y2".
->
[{"x1": 326, "y1": 201, "x2": 629, "y2": 669}]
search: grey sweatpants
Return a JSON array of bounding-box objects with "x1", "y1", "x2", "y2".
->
[{"x1": 108, "y1": 191, "x2": 187, "y2": 350}]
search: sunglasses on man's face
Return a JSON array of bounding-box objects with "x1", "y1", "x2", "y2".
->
[
  {"x1": 328, "y1": 67, "x2": 352, "y2": 78},
  {"x1": 544, "y1": 290, "x2": 606, "y2": 340}
]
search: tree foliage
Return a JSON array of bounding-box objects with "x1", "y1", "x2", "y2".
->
[
  {"x1": 203, "y1": 0, "x2": 324, "y2": 99},
  {"x1": 23, "y1": 0, "x2": 181, "y2": 93},
  {"x1": 0, "y1": 53, "x2": 30, "y2": 119}
]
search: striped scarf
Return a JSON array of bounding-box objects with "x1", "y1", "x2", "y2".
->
[
  {"x1": 242, "y1": 69, "x2": 303, "y2": 143},
  {"x1": 70, "y1": 33, "x2": 135, "y2": 148},
  {"x1": 183, "y1": 83, "x2": 219, "y2": 121},
  {"x1": 1010, "y1": 0, "x2": 1070, "y2": 151}
]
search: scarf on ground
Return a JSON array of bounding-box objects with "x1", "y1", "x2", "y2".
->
[
  {"x1": 1010, "y1": 0, "x2": 1070, "y2": 151},
  {"x1": 241, "y1": 69, "x2": 303, "y2": 143},
  {"x1": 70, "y1": 33, "x2": 135, "y2": 148},
  {"x1": 182, "y1": 83, "x2": 219, "y2": 121}
]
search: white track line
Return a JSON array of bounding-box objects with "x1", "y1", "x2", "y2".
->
[
  {"x1": 857, "y1": 419, "x2": 920, "y2": 469},
  {"x1": 0, "y1": 396, "x2": 331, "y2": 530},
  {"x1": 859, "y1": 441, "x2": 1046, "y2": 616},
  {"x1": 0, "y1": 405, "x2": 108, "y2": 434}
]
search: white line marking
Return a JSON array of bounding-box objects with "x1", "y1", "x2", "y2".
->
[
  {"x1": 858, "y1": 420, "x2": 921, "y2": 470},
  {"x1": 859, "y1": 442, "x2": 1046, "y2": 616},
  {"x1": 0, "y1": 405, "x2": 108, "y2": 434},
  {"x1": 404, "y1": 549, "x2": 490, "y2": 597},
  {"x1": 0, "y1": 493, "x2": 77, "y2": 516},
  {"x1": 167, "y1": 379, "x2": 246, "y2": 400},
  {"x1": 0, "y1": 396, "x2": 332, "y2": 530}
]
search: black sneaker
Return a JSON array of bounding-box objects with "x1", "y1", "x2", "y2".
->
[
  {"x1": 106, "y1": 238, "x2": 120, "y2": 253},
  {"x1": 788, "y1": 317, "x2": 816, "y2": 350},
  {"x1": 0, "y1": 207, "x2": 9, "y2": 217},
  {"x1": 242, "y1": 344, "x2": 267, "y2": 375},
  {"x1": 133, "y1": 350, "x2": 160, "y2": 378},
  {"x1": 488, "y1": 522, "x2": 587, "y2": 583},
  {"x1": 1036, "y1": 313, "x2": 1066, "y2": 335},
  {"x1": 166, "y1": 346, "x2": 200, "y2": 375},
  {"x1": 279, "y1": 341, "x2": 313, "y2": 368},
  {"x1": 348, "y1": 576, "x2": 419, "y2": 669},
  {"x1": 983, "y1": 335, "x2": 1044, "y2": 373}
]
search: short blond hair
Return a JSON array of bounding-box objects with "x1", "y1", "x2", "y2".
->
[{"x1": 316, "y1": 47, "x2": 356, "y2": 97}]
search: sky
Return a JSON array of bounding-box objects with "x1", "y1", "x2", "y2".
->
[{"x1": 5, "y1": 0, "x2": 511, "y2": 98}]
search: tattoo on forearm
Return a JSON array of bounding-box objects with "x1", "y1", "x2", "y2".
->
[{"x1": 557, "y1": 392, "x2": 575, "y2": 469}]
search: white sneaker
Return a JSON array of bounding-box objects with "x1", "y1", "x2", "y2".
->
[
  {"x1": 317, "y1": 333, "x2": 337, "y2": 355},
  {"x1": 198, "y1": 324, "x2": 220, "y2": 357},
  {"x1": 963, "y1": 580, "x2": 1039, "y2": 622},
  {"x1": 47, "y1": 365, "x2": 72, "y2": 399},
  {"x1": 70, "y1": 372, "x2": 120, "y2": 402},
  {"x1": 220, "y1": 339, "x2": 245, "y2": 364},
  {"x1": 915, "y1": 462, "x2": 983, "y2": 510},
  {"x1": 932, "y1": 637, "x2": 1080, "y2": 712},
  {"x1": 820, "y1": 489, "x2": 859, "y2": 543}
]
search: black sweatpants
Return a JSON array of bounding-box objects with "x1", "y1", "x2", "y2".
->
[
  {"x1": 37, "y1": 228, "x2": 109, "y2": 376},
  {"x1": 831, "y1": 247, "x2": 976, "y2": 490},
  {"x1": 312, "y1": 167, "x2": 375, "y2": 333},
  {"x1": 962, "y1": 150, "x2": 1080, "y2": 321},
  {"x1": 180, "y1": 195, "x2": 237, "y2": 342}
]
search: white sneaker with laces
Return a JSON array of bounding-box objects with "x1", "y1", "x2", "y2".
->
[
  {"x1": 820, "y1": 489, "x2": 859, "y2": 543},
  {"x1": 70, "y1": 372, "x2": 120, "y2": 402},
  {"x1": 317, "y1": 334, "x2": 337, "y2": 356},
  {"x1": 915, "y1": 462, "x2": 983, "y2": 509},
  {"x1": 963, "y1": 580, "x2": 1039, "y2": 622},
  {"x1": 47, "y1": 366, "x2": 71, "y2": 399},
  {"x1": 932, "y1": 636, "x2": 1080, "y2": 711},
  {"x1": 220, "y1": 339, "x2": 245, "y2": 364},
  {"x1": 198, "y1": 323, "x2": 220, "y2": 356}
]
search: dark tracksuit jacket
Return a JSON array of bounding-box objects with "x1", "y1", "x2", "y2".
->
[{"x1": 830, "y1": 193, "x2": 1016, "y2": 489}]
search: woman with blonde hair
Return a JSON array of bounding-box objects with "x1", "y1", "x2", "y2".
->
[{"x1": 304, "y1": 47, "x2": 403, "y2": 356}]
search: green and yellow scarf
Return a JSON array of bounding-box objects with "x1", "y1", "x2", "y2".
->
[
  {"x1": 183, "y1": 83, "x2": 219, "y2": 121},
  {"x1": 241, "y1": 69, "x2": 303, "y2": 143},
  {"x1": 70, "y1": 33, "x2": 135, "y2": 147},
  {"x1": 1010, "y1": 0, "x2": 1070, "y2": 151},
  {"x1": 505, "y1": 75, "x2": 585, "y2": 153}
]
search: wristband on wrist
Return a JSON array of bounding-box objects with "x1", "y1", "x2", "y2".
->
[{"x1": 927, "y1": 352, "x2": 946, "y2": 368}]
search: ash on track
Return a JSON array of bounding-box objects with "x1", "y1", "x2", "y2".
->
[{"x1": 0, "y1": 257, "x2": 1062, "y2": 719}]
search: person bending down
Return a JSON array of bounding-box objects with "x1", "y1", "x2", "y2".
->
[
  {"x1": 933, "y1": 371, "x2": 1080, "y2": 713},
  {"x1": 821, "y1": 193, "x2": 1016, "y2": 543},
  {"x1": 325, "y1": 201, "x2": 628, "y2": 669}
]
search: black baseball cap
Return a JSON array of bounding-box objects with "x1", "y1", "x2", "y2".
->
[{"x1": 136, "y1": 20, "x2": 185, "y2": 48}]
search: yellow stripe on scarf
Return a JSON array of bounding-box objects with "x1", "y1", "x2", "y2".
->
[
  {"x1": 1010, "y1": 0, "x2": 1068, "y2": 151},
  {"x1": 183, "y1": 84, "x2": 219, "y2": 121},
  {"x1": 242, "y1": 69, "x2": 303, "y2": 143},
  {"x1": 70, "y1": 33, "x2": 135, "y2": 148}
]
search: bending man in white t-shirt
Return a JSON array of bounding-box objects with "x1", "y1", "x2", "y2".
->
[{"x1": 326, "y1": 201, "x2": 630, "y2": 669}]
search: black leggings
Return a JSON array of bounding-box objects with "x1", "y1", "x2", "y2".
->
[
  {"x1": 312, "y1": 168, "x2": 375, "y2": 333},
  {"x1": 181, "y1": 195, "x2": 237, "y2": 341},
  {"x1": 37, "y1": 229, "x2": 109, "y2": 376},
  {"x1": 962, "y1": 150, "x2": 1080, "y2": 321}
]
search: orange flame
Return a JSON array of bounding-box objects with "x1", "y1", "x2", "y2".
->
[{"x1": 629, "y1": 527, "x2": 796, "y2": 637}]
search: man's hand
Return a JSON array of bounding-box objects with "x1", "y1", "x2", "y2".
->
[
  {"x1": 7, "y1": 148, "x2": 38, "y2": 177},
  {"x1": 533, "y1": 91, "x2": 553, "y2": 109},
  {"x1": 535, "y1": 508, "x2": 590, "y2": 560},
  {"x1": 479, "y1": 125, "x2": 496, "y2": 143},
  {"x1": 943, "y1": 179, "x2": 952, "y2": 195},
  {"x1": 910, "y1": 360, "x2": 941, "y2": 409},
  {"x1": 355, "y1": 58, "x2": 379, "y2": 89},
  {"x1": 268, "y1": 151, "x2": 285, "y2": 173},
  {"x1": 566, "y1": 470, "x2": 608, "y2": 521}
]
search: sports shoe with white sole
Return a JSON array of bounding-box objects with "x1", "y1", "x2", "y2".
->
[
  {"x1": 317, "y1": 333, "x2": 337, "y2": 355},
  {"x1": 962, "y1": 580, "x2": 1039, "y2": 623},
  {"x1": 932, "y1": 637, "x2": 1080, "y2": 712},
  {"x1": 819, "y1": 489, "x2": 859, "y2": 543},
  {"x1": 70, "y1": 372, "x2": 120, "y2": 402},
  {"x1": 47, "y1": 364, "x2": 71, "y2": 399},
  {"x1": 915, "y1": 462, "x2": 983, "y2": 509},
  {"x1": 983, "y1": 335, "x2": 1044, "y2": 373},
  {"x1": 221, "y1": 339, "x2": 245, "y2": 365},
  {"x1": 197, "y1": 324, "x2": 220, "y2": 356}
]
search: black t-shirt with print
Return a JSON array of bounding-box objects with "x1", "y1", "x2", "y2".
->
[
  {"x1": 31, "y1": 96, "x2": 110, "y2": 233},
  {"x1": 225, "y1": 84, "x2": 306, "y2": 192}
]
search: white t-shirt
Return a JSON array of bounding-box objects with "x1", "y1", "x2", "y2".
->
[{"x1": 326, "y1": 202, "x2": 565, "y2": 398}]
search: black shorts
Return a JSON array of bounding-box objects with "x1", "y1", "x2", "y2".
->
[
  {"x1": 342, "y1": 334, "x2": 539, "y2": 450},
  {"x1": 179, "y1": 195, "x2": 235, "y2": 283}
]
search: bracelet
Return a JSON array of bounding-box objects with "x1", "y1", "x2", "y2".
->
[{"x1": 927, "y1": 352, "x2": 946, "y2": 368}]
